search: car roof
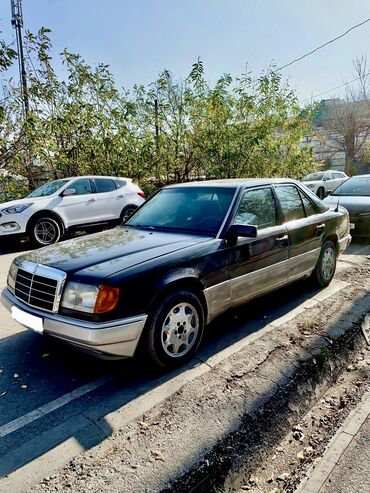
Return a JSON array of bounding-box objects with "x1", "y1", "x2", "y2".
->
[
  {"x1": 62, "y1": 176, "x2": 131, "y2": 181},
  {"x1": 166, "y1": 178, "x2": 300, "y2": 189}
]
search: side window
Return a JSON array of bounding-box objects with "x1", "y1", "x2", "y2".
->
[
  {"x1": 334, "y1": 173, "x2": 343, "y2": 179},
  {"x1": 275, "y1": 186, "x2": 305, "y2": 222},
  {"x1": 324, "y1": 172, "x2": 333, "y2": 181},
  {"x1": 95, "y1": 179, "x2": 116, "y2": 193},
  {"x1": 71, "y1": 179, "x2": 93, "y2": 195},
  {"x1": 299, "y1": 191, "x2": 317, "y2": 217},
  {"x1": 115, "y1": 179, "x2": 127, "y2": 188},
  {"x1": 234, "y1": 188, "x2": 277, "y2": 229}
]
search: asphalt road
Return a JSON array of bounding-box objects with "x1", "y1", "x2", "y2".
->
[{"x1": 0, "y1": 236, "x2": 369, "y2": 485}]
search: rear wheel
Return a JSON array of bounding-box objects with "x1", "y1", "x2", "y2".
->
[
  {"x1": 310, "y1": 240, "x2": 337, "y2": 287},
  {"x1": 140, "y1": 290, "x2": 204, "y2": 369},
  {"x1": 30, "y1": 216, "x2": 62, "y2": 247},
  {"x1": 120, "y1": 204, "x2": 138, "y2": 222}
]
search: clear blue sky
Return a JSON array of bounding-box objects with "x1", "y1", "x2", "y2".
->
[{"x1": 0, "y1": 0, "x2": 370, "y2": 102}]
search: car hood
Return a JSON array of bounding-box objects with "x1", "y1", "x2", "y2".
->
[
  {"x1": 324, "y1": 195, "x2": 370, "y2": 215},
  {"x1": 0, "y1": 196, "x2": 48, "y2": 209},
  {"x1": 15, "y1": 227, "x2": 212, "y2": 277}
]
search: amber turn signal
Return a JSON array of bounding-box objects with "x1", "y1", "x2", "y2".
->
[{"x1": 94, "y1": 285, "x2": 120, "y2": 313}]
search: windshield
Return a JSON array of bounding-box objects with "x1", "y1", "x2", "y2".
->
[
  {"x1": 332, "y1": 177, "x2": 370, "y2": 196},
  {"x1": 302, "y1": 173, "x2": 325, "y2": 182},
  {"x1": 27, "y1": 179, "x2": 69, "y2": 198},
  {"x1": 126, "y1": 186, "x2": 236, "y2": 234}
]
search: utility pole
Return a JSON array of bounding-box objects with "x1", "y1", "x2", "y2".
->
[{"x1": 10, "y1": 0, "x2": 29, "y2": 117}]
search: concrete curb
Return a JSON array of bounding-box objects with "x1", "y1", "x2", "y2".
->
[{"x1": 295, "y1": 382, "x2": 370, "y2": 493}]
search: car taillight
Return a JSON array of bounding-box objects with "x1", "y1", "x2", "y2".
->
[{"x1": 137, "y1": 191, "x2": 145, "y2": 198}]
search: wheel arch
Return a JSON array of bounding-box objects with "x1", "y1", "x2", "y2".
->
[
  {"x1": 27, "y1": 210, "x2": 66, "y2": 236},
  {"x1": 147, "y1": 275, "x2": 208, "y2": 321},
  {"x1": 323, "y1": 233, "x2": 339, "y2": 255}
]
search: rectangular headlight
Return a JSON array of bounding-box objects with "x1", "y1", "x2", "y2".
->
[
  {"x1": 61, "y1": 282, "x2": 120, "y2": 314},
  {"x1": 61, "y1": 282, "x2": 99, "y2": 313}
]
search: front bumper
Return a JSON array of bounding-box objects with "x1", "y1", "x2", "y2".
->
[
  {"x1": 1, "y1": 288, "x2": 147, "y2": 359},
  {"x1": 0, "y1": 213, "x2": 28, "y2": 236}
]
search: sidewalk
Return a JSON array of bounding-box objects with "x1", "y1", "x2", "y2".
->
[{"x1": 296, "y1": 384, "x2": 370, "y2": 493}]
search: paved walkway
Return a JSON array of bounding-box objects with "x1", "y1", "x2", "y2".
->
[{"x1": 296, "y1": 385, "x2": 370, "y2": 493}]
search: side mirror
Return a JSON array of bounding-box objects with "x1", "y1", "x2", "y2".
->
[
  {"x1": 225, "y1": 223, "x2": 258, "y2": 240},
  {"x1": 62, "y1": 188, "x2": 76, "y2": 197},
  {"x1": 326, "y1": 189, "x2": 333, "y2": 196}
]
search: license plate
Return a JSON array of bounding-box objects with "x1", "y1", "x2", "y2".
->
[
  {"x1": 350, "y1": 223, "x2": 355, "y2": 230},
  {"x1": 11, "y1": 306, "x2": 44, "y2": 333}
]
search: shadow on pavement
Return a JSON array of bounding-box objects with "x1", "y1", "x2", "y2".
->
[{"x1": 0, "y1": 275, "x2": 334, "y2": 480}]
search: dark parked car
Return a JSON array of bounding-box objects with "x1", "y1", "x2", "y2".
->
[
  {"x1": 324, "y1": 174, "x2": 370, "y2": 237},
  {"x1": 2, "y1": 179, "x2": 351, "y2": 368}
]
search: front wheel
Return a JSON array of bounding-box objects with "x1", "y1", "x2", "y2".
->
[
  {"x1": 30, "y1": 216, "x2": 62, "y2": 247},
  {"x1": 310, "y1": 240, "x2": 337, "y2": 287},
  {"x1": 140, "y1": 290, "x2": 205, "y2": 369}
]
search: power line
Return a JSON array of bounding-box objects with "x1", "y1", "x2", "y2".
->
[
  {"x1": 301, "y1": 69, "x2": 370, "y2": 103},
  {"x1": 278, "y1": 18, "x2": 370, "y2": 71}
]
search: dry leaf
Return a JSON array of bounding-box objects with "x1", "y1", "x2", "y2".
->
[
  {"x1": 0, "y1": 391, "x2": 7, "y2": 397},
  {"x1": 21, "y1": 384, "x2": 28, "y2": 389},
  {"x1": 14, "y1": 373, "x2": 19, "y2": 378}
]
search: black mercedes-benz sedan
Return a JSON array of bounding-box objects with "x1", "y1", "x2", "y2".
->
[
  {"x1": 324, "y1": 174, "x2": 370, "y2": 237},
  {"x1": 1, "y1": 179, "x2": 351, "y2": 368}
]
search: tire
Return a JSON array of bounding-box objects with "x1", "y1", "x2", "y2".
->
[
  {"x1": 120, "y1": 204, "x2": 138, "y2": 223},
  {"x1": 30, "y1": 216, "x2": 62, "y2": 247},
  {"x1": 140, "y1": 289, "x2": 205, "y2": 369},
  {"x1": 310, "y1": 240, "x2": 337, "y2": 287},
  {"x1": 317, "y1": 187, "x2": 325, "y2": 200}
]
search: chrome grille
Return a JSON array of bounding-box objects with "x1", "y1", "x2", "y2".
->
[{"x1": 13, "y1": 261, "x2": 66, "y2": 313}]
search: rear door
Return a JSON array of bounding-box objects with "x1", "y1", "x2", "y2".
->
[
  {"x1": 92, "y1": 178, "x2": 121, "y2": 221},
  {"x1": 274, "y1": 184, "x2": 324, "y2": 281},
  {"x1": 227, "y1": 186, "x2": 290, "y2": 306}
]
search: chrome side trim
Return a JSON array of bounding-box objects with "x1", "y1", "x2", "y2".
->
[
  {"x1": 230, "y1": 257, "x2": 290, "y2": 306},
  {"x1": 204, "y1": 279, "x2": 231, "y2": 323},
  {"x1": 204, "y1": 248, "x2": 321, "y2": 321},
  {"x1": 288, "y1": 248, "x2": 321, "y2": 282}
]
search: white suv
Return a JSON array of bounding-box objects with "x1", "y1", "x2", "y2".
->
[
  {"x1": 301, "y1": 170, "x2": 348, "y2": 199},
  {"x1": 0, "y1": 175, "x2": 145, "y2": 246}
]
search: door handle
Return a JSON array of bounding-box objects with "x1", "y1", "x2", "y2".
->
[
  {"x1": 316, "y1": 223, "x2": 325, "y2": 235},
  {"x1": 87, "y1": 198, "x2": 96, "y2": 203},
  {"x1": 275, "y1": 234, "x2": 289, "y2": 246},
  {"x1": 117, "y1": 195, "x2": 124, "y2": 199}
]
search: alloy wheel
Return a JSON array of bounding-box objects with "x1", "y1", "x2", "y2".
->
[
  {"x1": 161, "y1": 302, "x2": 200, "y2": 358},
  {"x1": 34, "y1": 219, "x2": 59, "y2": 245},
  {"x1": 321, "y1": 245, "x2": 336, "y2": 281}
]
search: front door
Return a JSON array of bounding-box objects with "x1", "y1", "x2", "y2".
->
[
  {"x1": 227, "y1": 186, "x2": 290, "y2": 307},
  {"x1": 58, "y1": 178, "x2": 99, "y2": 226}
]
